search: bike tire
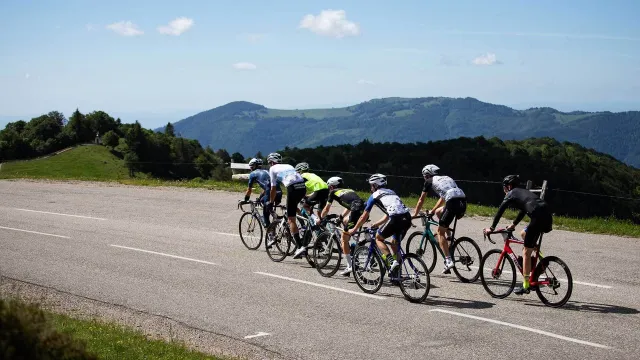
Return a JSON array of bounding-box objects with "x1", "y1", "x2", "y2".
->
[
  {"x1": 405, "y1": 231, "x2": 437, "y2": 273},
  {"x1": 305, "y1": 231, "x2": 317, "y2": 268},
  {"x1": 265, "y1": 221, "x2": 289, "y2": 262},
  {"x1": 480, "y1": 249, "x2": 516, "y2": 298},
  {"x1": 398, "y1": 253, "x2": 430, "y2": 303},
  {"x1": 352, "y1": 245, "x2": 384, "y2": 294},
  {"x1": 451, "y1": 236, "x2": 482, "y2": 283},
  {"x1": 313, "y1": 232, "x2": 342, "y2": 277},
  {"x1": 238, "y1": 212, "x2": 263, "y2": 250},
  {"x1": 533, "y1": 256, "x2": 573, "y2": 308}
]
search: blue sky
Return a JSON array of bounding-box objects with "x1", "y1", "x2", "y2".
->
[{"x1": 1, "y1": 0, "x2": 639, "y2": 128}]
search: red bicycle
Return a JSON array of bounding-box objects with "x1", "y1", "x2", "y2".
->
[{"x1": 480, "y1": 229, "x2": 573, "y2": 308}]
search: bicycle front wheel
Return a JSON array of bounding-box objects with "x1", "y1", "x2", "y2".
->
[
  {"x1": 238, "y1": 213, "x2": 263, "y2": 250},
  {"x1": 533, "y1": 256, "x2": 573, "y2": 308},
  {"x1": 352, "y1": 245, "x2": 384, "y2": 294},
  {"x1": 266, "y1": 221, "x2": 289, "y2": 262},
  {"x1": 405, "y1": 231, "x2": 437, "y2": 273},
  {"x1": 313, "y1": 232, "x2": 342, "y2": 277},
  {"x1": 451, "y1": 237, "x2": 482, "y2": 283},
  {"x1": 398, "y1": 254, "x2": 430, "y2": 303},
  {"x1": 480, "y1": 249, "x2": 516, "y2": 298}
]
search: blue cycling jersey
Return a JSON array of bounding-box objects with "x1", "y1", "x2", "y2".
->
[{"x1": 248, "y1": 169, "x2": 281, "y2": 193}]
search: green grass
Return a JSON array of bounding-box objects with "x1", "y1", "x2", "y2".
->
[
  {"x1": 1, "y1": 146, "x2": 638, "y2": 238},
  {"x1": 49, "y1": 312, "x2": 226, "y2": 360}
]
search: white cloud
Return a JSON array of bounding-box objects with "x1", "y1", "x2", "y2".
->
[
  {"x1": 357, "y1": 79, "x2": 375, "y2": 85},
  {"x1": 472, "y1": 53, "x2": 501, "y2": 66},
  {"x1": 106, "y1": 21, "x2": 143, "y2": 36},
  {"x1": 233, "y1": 62, "x2": 257, "y2": 70},
  {"x1": 86, "y1": 23, "x2": 96, "y2": 31},
  {"x1": 299, "y1": 9, "x2": 360, "y2": 38},
  {"x1": 157, "y1": 17, "x2": 194, "y2": 36},
  {"x1": 25, "y1": 73, "x2": 30, "y2": 79}
]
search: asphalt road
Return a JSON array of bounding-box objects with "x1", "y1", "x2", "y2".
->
[{"x1": 1, "y1": 180, "x2": 638, "y2": 360}]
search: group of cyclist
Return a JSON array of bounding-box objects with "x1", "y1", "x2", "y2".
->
[{"x1": 244, "y1": 152, "x2": 553, "y2": 295}]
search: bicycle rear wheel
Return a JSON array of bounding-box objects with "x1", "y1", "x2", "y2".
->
[
  {"x1": 480, "y1": 249, "x2": 516, "y2": 298},
  {"x1": 352, "y1": 245, "x2": 384, "y2": 294},
  {"x1": 238, "y1": 212, "x2": 263, "y2": 250},
  {"x1": 266, "y1": 221, "x2": 290, "y2": 262},
  {"x1": 398, "y1": 254, "x2": 430, "y2": 303},
  {"x1": 405, "y1": 231, "x2": 437, "y2": 273},
  {"x1": 313, "y1": 231, "x2": 342, "y2": 277},
  {"x1": 451, "y1": 236, "x2": 482, "y2": 283},
  {"x1": 533, "y1": 256, "x2": 573, "y2": 308}
]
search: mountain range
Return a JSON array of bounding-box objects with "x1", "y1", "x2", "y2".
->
[{"x1": 162, "y1": 97, "x2": 640, "y2": 167}]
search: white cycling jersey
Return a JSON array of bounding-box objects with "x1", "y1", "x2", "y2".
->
[{"x1": 269, "y1": 164, "x2": 304, "y2": 188}]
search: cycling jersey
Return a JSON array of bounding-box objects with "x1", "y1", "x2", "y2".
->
[
  {"x1": 423, "y1": 175, "x2": 465, "y2": 202},
  {"x1": 268, "y1": 164, "x2": 304, "y2": 188},
  {"x1": 248, "y1": 169, "x2": 281, "y2": 193},
  {"x1": 364, "y1": 188, "x2": 410, "y2": 216},
  {"x1": 328, "y1": 188, "x2": 363, "y2": 209},
  {"x1": 490, "y1": 188, "x2": 549, "y2": 229},
  {"x1": 301, "y1": 172, "x2": 328, "y2": 193}
]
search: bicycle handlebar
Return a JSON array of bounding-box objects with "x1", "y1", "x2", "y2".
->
[{"x1": 483, "y1": 228, "x2": 513, "y2": 244}]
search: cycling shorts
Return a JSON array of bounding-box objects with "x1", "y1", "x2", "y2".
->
[
  {"x1": 439, "y1": 198, "x2": 467, "y2": 228},
  {"x1": 304, "y1": 188, "x2": 329, "y2": 211},
  {"x1": 378, "y1": 212, "x2": 412, "y2": 241},
  {"x1": 286, "y1": 182, "x2": 307, "y2": 217},
  {"x1": 523, "y1": 206, "x2": 553, "y2": 248}
]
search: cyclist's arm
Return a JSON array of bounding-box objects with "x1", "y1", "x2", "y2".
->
[
  {"x1": 372, "y1": 214, "x2": 389, "y2": 228},
  {"x1": 320, "y1": 203, "x2": 331, "y2": 219},
  {"x1": 245, "y1": 175, "x2": 256, "y2": 201},
  {"x1": 413, "y1": 191, "x2": 427, "y2": 217},
  {"x1": 430, "y1": 197, "x2": 444, "y2": 214},
  {"x1": 350, "y1": 210, "x2": 370, "y2": 234},
  {"x1": 513, "y1": 210, "x2": 526, "y2": 226},
  {"x1": 490, "y1": 197, "x2": 511, "y2": 230}
]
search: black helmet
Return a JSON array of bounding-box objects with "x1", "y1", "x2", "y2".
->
[{"x1": 502, "y1": 175, "x2": 520, "y2": 187}]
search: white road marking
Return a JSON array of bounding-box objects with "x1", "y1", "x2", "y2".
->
[
  {"x1": 0, "y1": 225, "x2": 70, "y2": 239},
  {"x1": 244, "y1": 332, "x2": 271, "y2": 339},
  {"x1": 212, "y1": 231, "x2": 240, "y2": 237},
  {"x1": 110, "y1": 245, "x2": 218, "y2": 266},
  {"x1": 255, "y1": 272, "x2": 386, "y2": 300},
  {"x1": 475, "y1": 266, "x2": 612, "y2": 289},
  {"x1": 430, "y1": 309, "x2": 612, "y2": 349},
  {"x1": 12, "y1": 208, "x2": 107, "y2": 221}
]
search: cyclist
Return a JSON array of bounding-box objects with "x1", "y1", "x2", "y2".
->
[
  {"x1": 319, "y1": 176, "x2": 365, "y2": 276},
  {"x1": 244, "y1": 158, "x2": 282, "y2": 229},
  {"x1": 348, "y1": 174, "x2": 412, "y2": 275},
  {"x1": 483, "y1": 175, "x2": 553, "y2": 295},
  {"x1": 413, "y1": 164, "x2": 466, "y2": 273},
  {"x1": 267, "y1": 152, "x2": 308, "y2": 259},
  {"x1": 295, "y1": 162, "x2": 329, "y2": 220}
]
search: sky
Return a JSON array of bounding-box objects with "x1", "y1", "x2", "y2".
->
[{"x1": 1, "y1": 0, "x2": 640, "y2": 129}]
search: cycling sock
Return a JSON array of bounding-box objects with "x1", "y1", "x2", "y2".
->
[
  {"x1": 445, "y1": 256, "x2": 452, "y2": 262},
  {"x1": 346, "y1": 254, "x2": 352, "y2": 267},
  {"x1": 523, "y1": 275, "x2": 530, "y2": 289},
  {"x1": 293, "y1": 233, "x2": 302, "y2": 247},
  {"x1": 392, "y1": 253, "x2": 398, "y2": 261}
]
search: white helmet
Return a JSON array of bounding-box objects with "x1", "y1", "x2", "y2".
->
[
  {"x1": 368, "y1": 173, "x2": 387, "y2": 187},
  {"x1": 248, "y1": 158, "x2": 262, "y2": 169},
  {"x1": 422, "y1": 164, "x2": 440, "y2": 176},
  {"x1": 327, "y1": 176, "x2": 343, "y2": 187},
  {"x1": 266, "y1": 152, "x2": 282, "y2": 164},
  {"x1": 295, "y1": 162, "x2": 309, "y2": 172}
]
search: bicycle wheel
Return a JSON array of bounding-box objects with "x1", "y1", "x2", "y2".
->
[
  {"x1": 266, "y1": 221, "x2": 289, "y2": 262},
  {"x1": 305, "y1": 230, "x2": 318, "y2": 268},
  {"x1": 480, "y1": 249, "x2": 516, "y2": 298},
  {"x1": 398, "y1": 254, "x2": 430, "y2": 303},
  {"x1": 405, "y1": 231, "x2": 437, "y2": 273},
  {"x1": 533, "y1": 256, "x2": 573, "y2": 308},
  {"x1": 352, "y1": 245, "x2": 384, "y2": 294},
  {"x1": 238, "y1": 212, "x2": 263, "y2": 250},
  {"x1": 451, "y1": 236, "x2": 482, "y2": 283},
  {"x1": 313, "y1": 231, "x2": 342, "y2": 277}
]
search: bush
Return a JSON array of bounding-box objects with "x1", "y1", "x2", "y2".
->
[{"x1": 0, "y1": 298, "x2": 98, "y2": 360}]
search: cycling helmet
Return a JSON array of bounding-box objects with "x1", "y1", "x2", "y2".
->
[
  {"x1": 295, "y1": 162, "x2": 310, "y2": 172},
  {"x1": 248, "y1": 158, "x2": 262, "y2": 169},
  {"x1": 422, "y1": 164, "x2": 440, "y2": 176},
  {"x1": 368, "y1": 173, "x2": 387, "y2": 187},
  {"x1": 502, "y1": 174, "x2": 520, "y2": 187},
  {"x1": 327, "y1": 176, "x2": 344, "y2": 187},
  {"x1": 266, "y1": 152, "x2": 282, "y2": 164}
]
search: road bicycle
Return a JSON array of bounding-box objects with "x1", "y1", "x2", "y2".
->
[
  {"x1": 405, "y1": 213, "x2": 482, "y2": 282},
  {"x1": 312, "y1": 214, "x2": 365, "y2": 277},
  {"x1": 351, "y1": 227, "x2": 430, "y2": 303},
  {"x1": 480, "y1": 229, "x2": 573, "y2": 308},
  {"x1": 237, "y1": 199, "x2": 285, "y2": 250}
]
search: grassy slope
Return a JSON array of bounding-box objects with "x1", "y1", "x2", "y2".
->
[
  {"x1": 1, "y1": 146, "x2": 638, "y2": 237},
  {"x1": 50, "y1": 312, "x2": 225, "y2": 360}
]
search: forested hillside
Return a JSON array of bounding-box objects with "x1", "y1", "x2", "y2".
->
[
  {"x1": 166, "y1": 97, "x2": 640, "y2": 167},
  {"x1": 278, "y1": 137, "x2": 640, "y2": 222}
]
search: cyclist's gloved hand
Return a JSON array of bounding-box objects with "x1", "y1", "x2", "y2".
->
[{"x1": 506, "y1": 224, "x2": 516, "y2": 231}]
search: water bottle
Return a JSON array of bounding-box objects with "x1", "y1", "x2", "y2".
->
[
  {"x1": 349, "y1": 240, "x2": 356, "y2": 254},
  {"x1": 311, "y1": 214, "x2": 319, "y2": 225}
]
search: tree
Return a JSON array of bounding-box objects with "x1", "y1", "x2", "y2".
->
[
  {"x1": 231, "y1": 152, "x2": 245, "y2": 163},
  {"x1": 86, "y1": 111, "x2": 117, "y2": 136},
  {"x1": 216, "y1": 149, "x2": 231, "y2": 164},
  {"x1": 164, "y1": 122, "x2": 175, "y2": 137},
  {"x1": 124, "y1": 151, "x2": 139, "y2": 177},
  {"x1": 66, "y1": 108, "x2": 92, "y2": 143},
  {"x1": 102, "y1": 130, "x2": 120, "y2": 149}
]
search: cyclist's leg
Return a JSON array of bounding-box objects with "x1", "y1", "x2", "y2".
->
[
  {"x1": 515, "y1": 218, "x2": 541, "y2": 294},
  {"x1": 260, "y1": 193, "x2": 271, "y2": 227},
  {"x1": 438, "y1": 200, "x2": 459, "y2": 271},
  {"x1": 315, "y1": 189, "x2": 329, "y2": 219},
  {"x1": 303, "y1": 191, "x2": 318, "y2": 215},
  {"x1": 288, "y1": 183, "x2": 308, "y2": 257}
]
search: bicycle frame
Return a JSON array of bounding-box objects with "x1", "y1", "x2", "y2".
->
[
  {"x1": 414, "y1": 214, "x2": 458, "y2": 258},
  {"x1": 357, "y1": 229, "x2": 412, "y2": 282},
  {"x1": 486, "y1": 230, "x2": 552, "y2": 288}
]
